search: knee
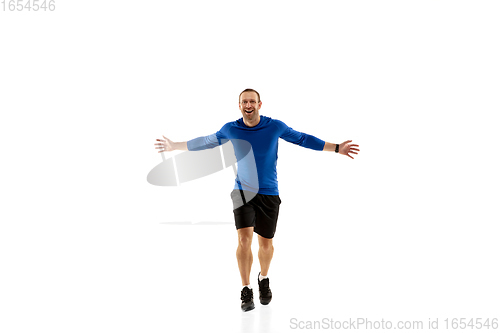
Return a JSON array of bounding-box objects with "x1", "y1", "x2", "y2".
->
[
  {"x1": 238, "y1": 236, "x2": 252, "y2": 250},
  {"x1": 259, "y1": 242, "x2": 273, "y2": 253}
]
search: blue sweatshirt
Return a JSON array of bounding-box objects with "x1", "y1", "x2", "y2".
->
[{"x1": 187, "y1": 115, "x2": 325, "y2": 195}]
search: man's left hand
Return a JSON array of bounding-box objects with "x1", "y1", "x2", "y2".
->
[{"x1": 339, "y1": 140, "x2": 360, "y2": 159}]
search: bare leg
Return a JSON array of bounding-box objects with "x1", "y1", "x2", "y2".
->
[
  {"x1": 258, "y1": 235, "x2": 274, "y2": 276},
  {"x1": 236, "y1": 227, "x2": 254, "y2": 286}
]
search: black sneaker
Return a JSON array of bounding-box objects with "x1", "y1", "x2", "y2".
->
[
  {"x1": 258, "y1": 272, "x2": 272, "y2": 305},
  {"x1": 240, "y1": 286, "x2": 255, "y2": 312}
]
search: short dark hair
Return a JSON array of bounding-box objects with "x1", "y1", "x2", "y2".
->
[{"x1": 239, "y1": 88, "x2": 261, "y2": 103}]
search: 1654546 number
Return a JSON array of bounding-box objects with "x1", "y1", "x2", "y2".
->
[{"x1": 2, "y1": 0, "x2": 56, "y2": 11}]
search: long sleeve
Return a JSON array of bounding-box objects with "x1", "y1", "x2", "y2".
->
[
  {"x1": 186, "y1": 123, "x2": 231, "y2": 151},
  {"x1": 187, "y1": 133, "x2": 220, "y2": 151},
  {"x1": 274, "y1": 119, "x2": 325, "y2": 151}
]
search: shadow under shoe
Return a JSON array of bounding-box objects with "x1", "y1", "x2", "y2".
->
[
  {"x1": 240, "y1": 286, "x2": 255, "y2": 312},
  {"x1": 258, "y1": 272, "x2": 272, "y2": 305}
]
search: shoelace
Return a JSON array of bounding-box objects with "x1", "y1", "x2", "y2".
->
[
  {"x1": 259, "y1": 280, "x2": 271, "y2": 295},
  {"x1": 241, "y1": 289, "x2": 253, "y2": 302}
]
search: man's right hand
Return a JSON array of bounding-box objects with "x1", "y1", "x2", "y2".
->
[{"x1": 155, "y1": 135, "x2": 175, "y2": 152}]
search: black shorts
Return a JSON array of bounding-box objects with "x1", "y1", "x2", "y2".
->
[{"x1": 230, "y1": 189, "x2": 282, "y2": 239}]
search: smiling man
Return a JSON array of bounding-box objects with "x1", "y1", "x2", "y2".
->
[{"x1": 155, "y1": 88, "x2": 360, "y2": 311}]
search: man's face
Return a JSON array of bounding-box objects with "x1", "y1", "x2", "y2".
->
[{"x1": 239, "y1": 91, "x2": 262, "y2": 121}]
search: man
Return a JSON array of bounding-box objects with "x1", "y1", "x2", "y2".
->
[{"x1": 155, "y1": 89, "x2": 360, "y2": 311}]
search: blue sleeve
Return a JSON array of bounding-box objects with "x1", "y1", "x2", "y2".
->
[
  {"x1": 187, "y1": 123, "x2": 230, "y2": 151},
  {"x1": 275, "y1": 119, "x2": 325, "y2": 151}
]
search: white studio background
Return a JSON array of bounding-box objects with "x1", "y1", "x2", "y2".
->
[{"x1": 1, "y1": 1, "x2": 499, "y2": 332}]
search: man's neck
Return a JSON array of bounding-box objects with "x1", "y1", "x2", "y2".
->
[{"x1": 244, "y1": 115, "x2": 261, "y2": 128}]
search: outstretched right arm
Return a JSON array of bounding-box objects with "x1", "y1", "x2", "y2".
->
[
  {"x1": 155, "y1": 136, "x2": 188, "y2": 152},
  {"x1": 155, "y1": 123, "x2": 230, "y2": 153},
  {"x1": 155, "y1": 132, "x2": 224, "y2": 153}
]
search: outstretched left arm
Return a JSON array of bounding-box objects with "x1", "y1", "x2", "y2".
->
[
  {"x1": 323, "y1": 140, "x2": 360, "y2": 159},
  {"x1": 275, "y1": 119, "x2": 360, "y2": 158}
]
